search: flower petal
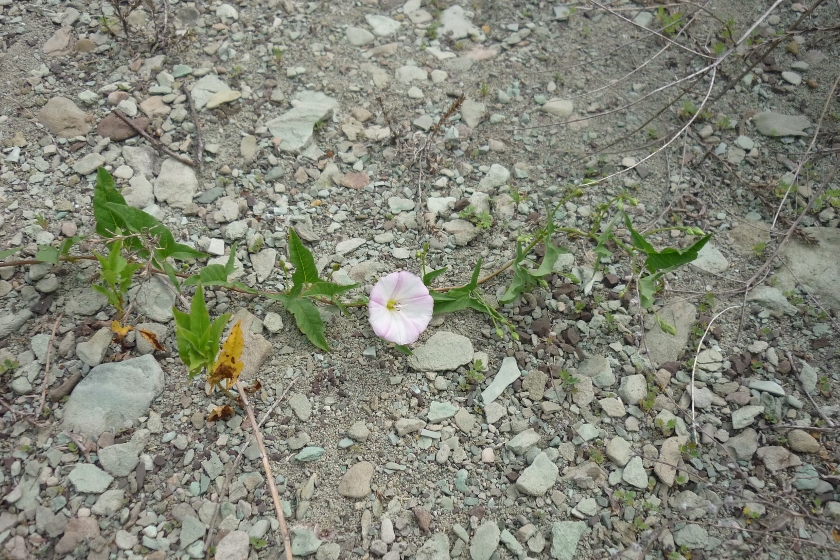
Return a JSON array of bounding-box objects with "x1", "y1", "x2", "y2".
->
[
  {"x1": 368, "y1": 300, "x2": 393, "y2": 339},
  {"x1": 389, "y1": 271, "x2": 430, "y2": 302},
  {"x1": 381, "y1": 311, "x2": 421, "y2": 345},
  {"x1": 369, "y1": 272, "x2": 400, "y2": 304}
]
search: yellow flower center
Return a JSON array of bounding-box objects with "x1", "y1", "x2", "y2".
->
[{"x1": 386, "y1": 299, "x2": 401, "y2": 311}]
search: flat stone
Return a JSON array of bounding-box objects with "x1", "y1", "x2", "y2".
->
[
  {"x1": 481, "y1": 356, "x2": 521, "y2": 404},
  {"x1": 674, "y1": 524, "x2": 707, "y2": 550},
  {"x1": 439, "y1": 5, "x2": 480, "y2": 40},
  {"x1": 365, "y1": 14, "x2": 400, "y2": 36},
  {"x1": 605, "y1": 437, "x2": 632, "y2": 467},
  {"x1": 655, "y1": 437, "x2": 683, "y2": 486},
  {"x1": 506, "y1": 428, "x2": 540, "y2": 455},
  {"x1": 645, "y1": 301, "x2": 696, "y2": 365},
  {"x1": 691, "y1": 243, "x2": 729, "y2": 274},
  {"x1": 516, "y1": 452, "x2": 559, "y2": 496},
  {"x1": 775, "y1": 227, "x2": 840, "y2": 311},
  {"x1": 338, "y1": 461, "x2": 374, "y2": 499},
  {"x1": 266, "y1": 91, "x2": 338, "y2": 153},
  {"x1": 67, "y1": 463, "x2": 113, "y2": 493},
  {"x1": 428, "y1": 401, "x2": 458, "y2": 423},
  {"x1": 91, "y1": 489, "x2": 125, "y2": 516},
  {"x1": 541, "y1": 99, "x2": 574, "y2": 118},
  {"x1": 416, "y1": 534, "x2": 449, "y2": 560},
  {"x1": 478, "y1": 164, "x2": 510, "y2": 191},
  {"x1": 206, "y1": 89, "x2": 241, "y2": 109},
  {"x1": 154, "y1": 159, "x2": 198, "y2": 209},
  {"x1": 72, "y1": 153, "x2": 105, "y2": 175},
  {"x1": 288, "y1": 393, "x2": 312, "y2": 421},
  {"x1": 98, "y1": 429, "x2": 148, "y2": 477},
  {"x1": 617, "y1": 374, "x2": 647, "y2": 405},
  {"x1": 291, "y1": 527, "x2": 322, "y2": 556},
  {"x1": 62, "y1": 355, "x2": 164, "y2": 438},
  {"x1": 753, "y1": 111, "x2": 811, "y2": 137},
  {"x1": 732, "y1": 405, "x2": 764, "y2": 429},
  {"x1": 38, "y1": 97, "x2": 91, "y2": 138},
  {"x1": 757, "y1": 446, "x2": 802, "y2": 471},
  {"x1": 133, "y1": 276, "x2": 176, "y2": 322},
  {"x1": 75, "y1": 327, "x2": 112, "y2": 367},
  {"x1": 723, "y1": 428, "x2": 759, "y2": 461},
  {"x1": 748, "y1": 379, "x2": 785, "y2": 396},
  {"x1": 622, "y1": 456, "x2": 648, "y2": 489},
  {"x1": 550, "y1": 521, "x2": 587, "y2": 560},
  {"x1": 215, "y1": 530, "x2": 249, "y2": 560},
  {"x1": 461, "y1": 99, "x2": 485, "y2": 128},
  {"x1": 787, "y1": 429, "x2": 820, "y2": 453},
  {"x1": 346, "y1": 26, "x2": 375, "y2": 46},
  {"x1": 468, "y1": 521, "x2": 499, "y2": 560},
  {"x1": 408, "y1": 331, "x2": 473, "y2": 372}
]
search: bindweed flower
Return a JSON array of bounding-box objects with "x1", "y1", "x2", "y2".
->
[{"x1": 368, "y1": 271, "x2": 434, "y2": 345}]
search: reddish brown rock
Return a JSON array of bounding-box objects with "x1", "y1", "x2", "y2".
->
[
  {"x1": 55, "y1": 517, "x2": 100, "y2": 554},
  {"x1": 340, "y1": 171, "x2": 370, "y2": 190},
  {"x1": 97, "y1": 113, "x2": 150, "y2": 141},
  {"x1": 43, "y1": 26, "x2": 74, "y2": 55},
  {"x1": 38, "y1": 97, "x2": 91, "y2": 138}
]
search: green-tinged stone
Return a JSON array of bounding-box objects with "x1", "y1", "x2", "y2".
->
[{"x1": 295, "y1": 447, "x2": 325, "y2": 462}]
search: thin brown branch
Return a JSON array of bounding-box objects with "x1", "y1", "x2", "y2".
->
[
  {"x1": 235, "y1": 380, "x2": 293, "y2": 560},
  {"x1": 37, "y1": 313, "x2": 63, "y2": 419},
  {"x1": 111, "y1": 110, "x2": 196, "y2": 167}
]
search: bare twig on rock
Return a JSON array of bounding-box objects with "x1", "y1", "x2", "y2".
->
[
  {"x1": 38, "y1": 313, "x2": 62, "y2": 419},
  {"x1": 111, "y1": 110, "x2": 196, "y2": 167}
]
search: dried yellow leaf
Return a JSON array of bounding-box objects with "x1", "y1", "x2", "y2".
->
[{"x1": 208, "y1": 320, "x2": 244, "y2": 390}]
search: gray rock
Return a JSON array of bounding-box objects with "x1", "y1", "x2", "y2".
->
[
  {"x1": 478, "y1": 164, "x2": 510, "y2": 191},
  {"x1": 622, "y1": 456, "x2": 648, "y2": 489},
  {"x1": 98, "y1": 429, "x2": 148, "y2": 477},
  {"x1": 506, "y1": 428, "x2": 541, "y2": 455},
  {"x1": 731, "y1": 405, "x2": 764, "y2": 429},
  {"x1": 748, "y1": 379, "x2": 785, "y2": 396},
  {"x1": 38, "y1": 97, "x2": 91, "y2": 138},
  {"x1": 73, "y1": 153, "x2": 105, "y2": 175},
  {"x1": 571, "y1": 376, "x2": 594, "y2": 407},
  {"x1": 289, "y1": 392, "x2": 312, "y2": 421},
  {"x1": 787, "y1": 429, "x2": 820, "y2": 453},
  {"x1": 746, "y1": 285, "x2": 799, "y2": 316},
  {"x1": 62, "y1": 355, "x2": 165, "y2": 438},
  {"x1": 133, "y1": 276, "x2": 176, "y2": 322},
  {"x1": 753, "y1": 111, "x2": 811, "y2": 137},
  {"x1": 76, "y1": 327, "x2": 111, "y2": 367},
  {"x1": 316, "y1": 543, "x2": 342, "y2": 560},
  {"x1": 598, "y1": 397, "x2": 625, "y2": 417},
  {"x1": 617, "y1": 374, "x2": 647, "y2": 405},
  {"x1": 757, "y1": 446, "x2": 802, "y2": 471},
  {"x1": 395, "y1": 65, "x2": 428, "y2": 84},
  {"x1": 691, "y1": 243, "x2": 729, "y2": 274},
  {"x1": 439, "y1": 5, "x2": 479, "y2": 40},
  {"x1": 365, "y1": 14, "x2": 400, "y2": 36},
  {"x1": 67, "y1": 463, "x2": 114, "y2": 493},
  {"x1": 154, "y1": 159, "x2": 198, "y2": 209},
  {"x1": 674, "y1": 524, "x2": 708, "y2": 549},
  {"x1": 541, "y1": 99, "x2": 574, "y2": 118},
  {"x1": 461, "y1": 99, "x2": 485, "y2": 128},
  {"x1": 190, "y1": 75, "x2": 233, "y2": 110},
  {"x1": 266, "y1": 92, "x2": 338, "y2": 153},
  {"x1": 470, "y1": 521, "x2": 500, "y2": 560},
  {"x1": 338, "y1": 461, "x2": 374, "y2": 498},
  {"x1": 346, "y1": 26, "x2": 375, "y2": 46},
  {"x1": 481, "y1": 357, "x2": 521, "y2": 404},
  {"x1": 775, "y1": 227, "x2": 840, "y2": 312},
  {"x1": 655, "y1": 437, "x2": 683, "y2": 486},
  {"x1": 250, "y1": 249, "x2": 276, "y2": 283},
  {"x1": 428, "y1": 401, "x2": 458, "y2": 423},
  {"x1": 135, "y1": 322, "x2": 167, "y2": 355},
  {"x1": 291, "y1": 527, "x2": 322, "y2": 556},
  {"x1": 516, "y1": 452, "x2": 559, "y2": 496},
  {"x1": 550, "y1": 521, "x2": 587, "y2": 560},
  {"x1": 416, "y1": 533, "x2": 450, "y2": 560},
  {"x1": 605, "y1": 437, "x2": 631, "y2": 467},
  {"x1": 723, "y1": 428, "x2": 759, "y2": 461},
  {"x1": 408, "y1": 331, "x2": 473, "y2": 372},
  {"x1": 442, "y1": 219, "x2": 478, "y2": 246},
  {"x1": 215, "y1": 530, "x2": 249, "y2": 560},
  {"x1": 578, "y1": 355, "x2": 615, "y2": 388},
  {"x1": 122, "y1": 145, "x2": 157, "y2": 179},
  {"x1": 347, "y1": 421, "x2": 370, "y2": 442},
  {"x1": 64, "y1": 289, "x2": 107, "y2": 316},
  {"x1": 123, "y1": 175, "x2": 155, "y2": 208},
  {"x1": 454, "y1": 408, "x2": 477, "y2": 433},
  {"x1": 395, "y1": 418, "x2": 426, "y2": 436},
  {"x1": 91, "y1": 489, "x2": 124, "y2": 516},
  {"x1": 0, "y1": 309, "x2": 33, "y2": 341},
  {"x1": 645, "y1": 301, "x2": 696, "y2": 365},
  {"x1": 179, "y1": 516, "x2": 206, "y2": 548}
]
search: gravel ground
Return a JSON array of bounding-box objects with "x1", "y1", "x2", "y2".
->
[{"x1": 1, "y1": 0, "x2": 839, "y2": 559}]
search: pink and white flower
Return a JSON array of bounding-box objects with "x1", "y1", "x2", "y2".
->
[{"x1": 368, "y1": 271, "x2": 434, "y2": 345}]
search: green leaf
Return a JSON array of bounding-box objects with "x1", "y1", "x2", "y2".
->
[
  {"x1": 34, "y1": 245, "x2": 59, "y2": 264},
  {"x1": 189, "y1": 285, "x2": 211, "y2": 338},
  {"x1": 288, "y1": 228, "x2": 319, "y2": 296},
  {"x1": 644, "y1": 234, "x2": 712, "y2": 274},
  {"x1": 302, "y1": 281, "x2": 358, "y2": 299},
  {"x1": 102, "y1": 203, "x2": 205, "y2": 261},
  {"x1": 531, "y1": 240, "x2": 567, "y2": 277},
  {"x1": 184, "y1": 264, "x2": 230, "y2": 287},
  {"x1": 638, "y1": 275, "x2": 657, "y2": 309},
  {"x1": 0, "y1": 247, "x2": 21, "y2": 260},
  {"x1": 274, "y1": 295, "x2": 330, "y2": 351},
  {"x1": 161, "y1": 260, "x2": 182, "y2": 293},
  {"x1": 499, "y1": 266, "x2": 532, "y2": 304},
  {"x1": 422, "y1": 267, "x2": 448, "y2": 286},
  {"x1": 93, "y1": 168, "x2": 128, "y2": 239},
  {"x1": 431, "y1": 291, "x2": 473, "y2": 314},
  {"x1": 657, "y1": 316, "x2": 677, "y2": 335},
  {"x1": 623, "y1": 214, "x2": 656, "y2": 254},
  {"x1": 58, "y1": 236, "x2": 82, "y2": 257},
  {"x1": 593, "y1": 216, "x2": 616, "y2": 260},
  {"x1": 394, "y1": 344, "x2": 413, "y2": 356},
  {"x1": 203, "y1": 313, "x2": 231, "y2": 365}
]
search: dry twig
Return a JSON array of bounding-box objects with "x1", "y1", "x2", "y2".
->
[
  {"x1": 37, "y1": 313, "x2": 63, "y2": 419},
  {"x1": 111, "y1": 110, "x2": 196, "y2": 167}
]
